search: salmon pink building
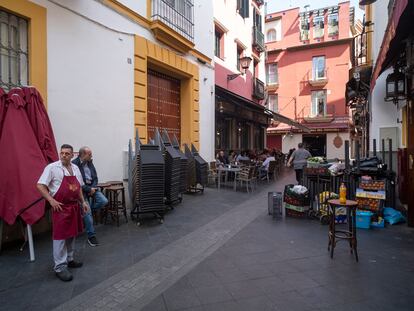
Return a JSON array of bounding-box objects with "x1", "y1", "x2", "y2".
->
[{"x1": 266, "y1": 2, "x2": 354, "y2": 159}]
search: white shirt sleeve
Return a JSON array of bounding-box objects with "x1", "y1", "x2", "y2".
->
[{"x1": 37, "y1": 164, "x2": 53, "y2": 186}]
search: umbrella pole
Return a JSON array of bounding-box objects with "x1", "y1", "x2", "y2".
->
[{"x1": 27, "y1": 225, "x2": 35, "y2": 262}]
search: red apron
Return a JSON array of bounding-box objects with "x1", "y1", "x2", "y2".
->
[{"x1": 52, "y1": 170, "x2": 84, "y2": 240}]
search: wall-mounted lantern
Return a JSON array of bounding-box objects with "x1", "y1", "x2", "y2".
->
[
  {"x1": 385, "y1": 68, "x2": 406, "y2": 101},
  {"x1": 228, "y1": 56, "x2": 252, "y2": 81}
]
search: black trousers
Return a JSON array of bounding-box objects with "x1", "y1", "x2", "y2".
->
[{"x1": 295, "y1": 169, "x2": 303, "y2": 185}]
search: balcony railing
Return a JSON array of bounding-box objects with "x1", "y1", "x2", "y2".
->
[
  {"x1": 252, "y1": 26, "x2": 265, "y2": 52},
  {"x1": 352, "y1": 33, "x2": 368, "y2": 67},
  {"x1": 253, "y1": 78, "x2": 265, "y2": 100},
  {"x1": 151, "y1": 0, "x2": 194, "y2": 42},
  {"x1": 307, "y1": 68, "x2": 328, "y2": 86}
]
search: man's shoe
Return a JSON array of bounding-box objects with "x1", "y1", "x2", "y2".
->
[
  {"x1": 67, "y1": 260, "x2": 83, "y2": 268},
  {"x1": 87, "y1": 236, "x2": 99, "y2": 247},
  {"x1": 56, "y1": 269, "x2": 73, "y2": 282}
]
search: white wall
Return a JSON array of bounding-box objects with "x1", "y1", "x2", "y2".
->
[
  {"x1": 370, "y1": 68, "x2": 403, "y2": 151},
  {"x1": 194, "y1": 0, "x2": 215, "y2": 60},
  {"x1": 31, "y1": 0, "x2": 215, "y2": 179},
  {"x1": 117, "y1": 0, "x2": 146, "y2": 18},
  {"x1": 282, "y1": 134, "x2": 302, "y2": 154},
  {"x1": 214, "y1": 0, "x2": 266, "y2": 82},
  {"x1": 198, "y1": 66, "x2": 215, "y2": 162},
  {"x1": 326, "y1": 132, "x2": 349, "y2": 160},
  {"x1": 33, "y1": 0, "x2": 135, "y2": 181},
  {"x1": 372, "y1": 0, "x2": 389, "y2": 64}
]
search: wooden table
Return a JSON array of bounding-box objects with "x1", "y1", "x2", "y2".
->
[{"x1": 328, "y1": 199, "x2": 359, "y2": 262}]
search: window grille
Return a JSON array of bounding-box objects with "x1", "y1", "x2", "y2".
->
[{"x1": 0, "y1": 10, "x2": 28, "y2": 90}]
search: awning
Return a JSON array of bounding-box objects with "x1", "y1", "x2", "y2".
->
[
  {"x1": 370, "y1": 0, "x2": 409, "y2": 89},
  {"x1": 267, "y1": 116, "x2": 349, "y2": 133},
  {"x1": 264, "y1": 109, "x2": 311, "y2": 133}
]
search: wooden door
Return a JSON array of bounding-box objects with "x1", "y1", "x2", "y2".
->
[{"x1": 147, "y1": 69, "x2": 181, "y2": 142}]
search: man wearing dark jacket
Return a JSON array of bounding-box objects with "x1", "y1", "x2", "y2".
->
[{"x1": 72, "y1": 146, "x2": 107, "y2": 246}]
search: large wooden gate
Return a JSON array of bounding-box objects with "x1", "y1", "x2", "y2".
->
[{"x1": 147, "y1": 69, "x2": 181, "y2": 142}]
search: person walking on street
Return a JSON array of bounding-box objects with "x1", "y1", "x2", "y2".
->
[
  {"x1": 72, "y1": 146, "x2": 107, "y2": 247},
  {"x1": 287, "y1": 143, "x2": 311, "y2": 185},
  {"x1": 37, "y1": 144, "x2": 89, "y2": 282}
]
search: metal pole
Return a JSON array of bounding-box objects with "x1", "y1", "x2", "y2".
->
[
  {"x1": 388, "y1": 139, "x2": 393, "y2": 172},
  {"x1": 356, "y1": 140, "x2": 360, "y2": 174},
  {"x1": 27, "y1": 225, "x2": 35, "y2": 262},
  {"x1": 382, "y1": 139, "x2": 385, "y2": 164},
  {"x1": 345, "y1": 140, "x2": 350, "y2": 171},
  {"x1": 373, "y1": 139, "x2": 376, "y2": 157}
]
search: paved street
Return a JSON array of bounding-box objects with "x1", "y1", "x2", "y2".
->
[{"x1": 1, "y1": 169, "x2": 414, "y2": 311}]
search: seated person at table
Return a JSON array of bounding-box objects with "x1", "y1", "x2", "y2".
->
[
  {"x1": 228, "y1": 150, "x2": 237, "y2": 163},
  {"x1": 72, "y1": 146, "x2": 108, "y2": 247},
  {"x1": 236, "y1": 151, "x2": 250, "y2": 162},
  {"x1": 216, "y1": 150, "x2": 229, "y2": 166},
  {"x1": 259, "y1": 152, "x2": 275, "y2": 179}
]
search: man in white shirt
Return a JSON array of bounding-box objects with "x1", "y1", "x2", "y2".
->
[
  {"x1": 37, "y1": 144, "x2": 90, "y2": 282},
  {"x1": 260, "y1": 152, "x2": 275, "y2": 179}
]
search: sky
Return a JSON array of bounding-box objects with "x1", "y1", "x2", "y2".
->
[{"x1": 266, "y1": 0, "x2": 364, "y2": 21}]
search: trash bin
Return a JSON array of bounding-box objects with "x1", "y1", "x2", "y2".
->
[{"x1": 268, "y1": 192, "x2": 283, "y2": 220}]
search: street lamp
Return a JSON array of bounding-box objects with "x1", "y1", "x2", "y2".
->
[
  {"x1": 227, "y1": 56, "x2": 252, "y2": 81},
  {"x1": 385, "y1": 68, "x2": 406, "y2": 102}
]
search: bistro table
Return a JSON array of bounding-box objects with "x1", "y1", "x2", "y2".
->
[
  {"x1": 217, "y1": 166, "x2": 241, "y2": 191},
  {"x1": 328, "y1": 199, "x2": 359, "y2": 262}
]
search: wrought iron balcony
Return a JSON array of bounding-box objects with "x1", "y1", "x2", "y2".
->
[
  {"x1": 151, "y1": 0, "x2": 194, "y2": 42},
  {"x1": 352, "y1": 33, "x2": 368, "y2": 67},
  {"x1": 253, "y1": 78, "x2": 265, "y2": 100},
  {"x1": 252, "y1": 26, "x2": 265, "y2": 52}
]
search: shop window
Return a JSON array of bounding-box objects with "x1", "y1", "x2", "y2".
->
[
  {"x1": 237, "y1": 0, "x2": 249, "y2": 18},
  {"x1": 0, "y1": 10, "x2": 28, "y2": 90},
  {"x1": 266, "y1": 29, "x2": 276, "y2": 42},
  {"x1": 313, "y1": 15, "x2": 324, "y2": 39},
  {"x1": 312, "y1": 56, "x2": 326, "y2": 80},
  {"x1": 266, "y1": 63, "x2": 278, "y2": 85},
  {"x1": 311, "y1": 90, "x2": 327, "y2": 117},
  {"x1": 268, "y1": 94, "x2": 278, "y2": 112},
  {"x1": 328, "y1": 13, "x2": 339, "y2": 36},
  {"x1": 215, "y1": 28, "x2": 224, "y2": 58}
]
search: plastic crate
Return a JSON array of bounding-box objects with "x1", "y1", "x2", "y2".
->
[{"x1": 356, "y1": 210, "x2": 373, "y2": 229}]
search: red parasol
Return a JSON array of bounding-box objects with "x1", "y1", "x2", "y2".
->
[{"x1": 0, "y1": 93, "x2": 47, "y2": 225}]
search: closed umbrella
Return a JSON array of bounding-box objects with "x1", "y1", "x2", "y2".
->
[{"x1": 0, "y1": 93, "x2": 47, "y2": 226}]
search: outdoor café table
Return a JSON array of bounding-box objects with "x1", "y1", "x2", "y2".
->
[
  {"x1": 327, "y1": 199, "x2": 359, "y2": 262},
  {"x1": 217, "y1": 166, "x2": 241, "y2": 191}
]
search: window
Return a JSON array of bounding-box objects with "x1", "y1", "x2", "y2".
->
[
  {"x1": 236, "y1": 46, "x2": 243, "y2": 71},
  {"x1": 312, "y1": 56, "x2": 326, "y2": 80},
  {"x1": 311, "y1": 90, "x2": 327, "y2": 117},
  {"x1": 253, "y1": 10, "x2": 262, "y2": 31},
  {"x1": 267, "y1": 29, "x2": 276, "y2": 42},
  {"x1": 215, "y1": 28, "x2": 223, "y2": 58},
  {"x1": 0, "y1": 10, "x2": 28, "y2": 90},
  {"x1": 237, "y1": 0, "x2": 249, "y2": 18},
  {"x1": 313, "y1": 15, "x2": 324, "y2": 38},
  {"x1": 266, "y1": 63, "x2": 278, "y2": 85},
  {"x1": 299, "y1": 14, "x2": 310, "y2": 41},
  {"x1": 268, "y1": 94, "x2": 278, "y2": 112},
  {"x1": 328, "y1": 13, "x2": 339, "y2": 36}
]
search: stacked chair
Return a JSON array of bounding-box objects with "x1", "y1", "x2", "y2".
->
[
  {"x1": 192, "y1": 144, "x2": 208, "y2": 188},
  {"x1": 172, "y1": 134, "x2": 188, "y2": 198},
  {"x1": 129, "y1": 129, "x2": 166, "y2": 225},
  {"x1": 184, "y1": 144, "x2": 198, "y2": 192},
  {"x1": 160, "y1": 129, "x2": 181, "y2": 206}
]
